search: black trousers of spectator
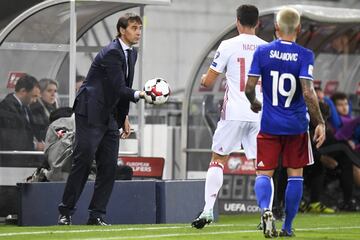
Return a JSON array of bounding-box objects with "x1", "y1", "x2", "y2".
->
[
  {"x1": 272, "y1": 157, "x2": 288, "y2": 211},
  {"x1": 304, "y1": 151, "x2": 325, "y2": 203},
  {"x1": 319, "y1": 142, "x2": 355, "y2": 203},
  {"x1": 58, "y1": 114, "x2": 119, "y2": 218},
  {"x1": 320, "y1": 142, "x2": 360, "y2": 168}
]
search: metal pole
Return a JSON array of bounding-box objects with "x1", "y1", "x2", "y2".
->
[
  {"x1": 137, "y1": 6, "x2": 146, "y2": 157},
  {"x1": 69, "y1": 0, "x2": 77, "y2": 107}
]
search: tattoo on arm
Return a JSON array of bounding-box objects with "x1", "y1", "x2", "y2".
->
[
  {"x1": 300, "y1": 79, "x2": 325, "y2": 126},
  {"x1": 245, "y1": 76, "x2": 259, "y2": 104}
]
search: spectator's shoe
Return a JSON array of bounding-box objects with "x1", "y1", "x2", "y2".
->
[
  {"x1": 308, "y1": 202, "x2": 335, "y2": 214},
  {"x1": 279, "y1": 229, "x2": 295, "y2": 237},
  {"x1": 262, "y1": 210, "x2": 278, "y2": 238},
  {"x1": 339, "y1": 199, "x2": 360, "y2": 212},
  {"x1": 58, "y1": 215, "x2": 72, "y2": 225},
  {"x1": 26, "y1": 168, "x2": 48, "y2": 182},
  {"x1": 273, "y1": 206, "x2": 285, "y2": 221},
  {"x1": 87, "y1": 217, "x2": 110, "y2": 226},
  {"x1": 191, "y1": 209, "x2": 214, "y2": 229}
]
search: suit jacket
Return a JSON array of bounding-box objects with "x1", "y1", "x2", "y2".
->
[
  {"x1": 74, "y1": 39, "x2": 138, "y2": 128},
  {"x1": 0, "y1": 93, "x2": 35, "y2": 151}
]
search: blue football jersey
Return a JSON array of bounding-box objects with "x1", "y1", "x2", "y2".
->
[{"x1": 248, "y1": 39, "x2": 315, "y2": 135}]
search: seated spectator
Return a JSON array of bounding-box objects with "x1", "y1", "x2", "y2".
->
[
  {"x1": 43, "y1": 107, "x2": 75, "y2": 181},
  {"x1": 331, "y1": 92, "x2": 360, "y2": 153},
  {"x1": 319, "y1": 130, "x2": 358, "y2": 211},
  {"x1": 0, "y1": 74, "x2": 44, "y2": 158},
  {"x1": 316, "y1": 91, "x2": 360, "y2": 210},
  {"x1": 27, "y1": 107, "x2": 133, "y2": 182},
  {"x1": 30, "y1": 78, "x2": 59, "y2": 141},
  {"x1": 273, "y1": 90, "x2": 360, "y2": 215},
  {"x1": 304, "y1": 102, "x2": 336, "y2": 213},
  {"x1": 330, "y1": 92, "x2": 360, "y2": 188},
  {"x1": 26, "y1": 107, "x2": 74, "y2": 182}
]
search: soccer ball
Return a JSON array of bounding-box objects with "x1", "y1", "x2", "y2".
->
[
  {"x1": 227, "y1": 156, "x2": 242, "y2": 171},
  {"x1": 143, "y1": 78, "x2": 170, "y2": 105}
]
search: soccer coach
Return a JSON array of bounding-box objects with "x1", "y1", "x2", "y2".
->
[{"x1": 58, "y1": 13, "x2": 150, "y2": 225}]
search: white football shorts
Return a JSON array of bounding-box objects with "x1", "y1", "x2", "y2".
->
[{"x1": 211, "y1": 120, "x2": 259, "y2": 159}]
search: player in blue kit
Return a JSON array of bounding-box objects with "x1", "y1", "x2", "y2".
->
[{"x1": 245, "y1": 7, "x2": 326, "y2": 238}]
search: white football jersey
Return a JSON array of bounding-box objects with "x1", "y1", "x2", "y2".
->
[{"x1": 210, "y1": 34, "x2": 267, "y2": 121}]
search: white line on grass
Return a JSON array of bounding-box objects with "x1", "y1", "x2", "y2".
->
[
  {"x1": 74, "y1": 230, "x2": 259, "y2": 240},
  {"x1": 2, "y1": 225, "x2": 360, "y2": 239},
  {"x1": 71, "y1": 226, "x2": 360, "y2": 240},
  {"x1": 0, "y1": 223, "x2": 256, "y2": 237}
]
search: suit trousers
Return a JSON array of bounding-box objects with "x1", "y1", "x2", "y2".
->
[{"x1": 58, "y1": 113, "x2": 119, "y2": 218}]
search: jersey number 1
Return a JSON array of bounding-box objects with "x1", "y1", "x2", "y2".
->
[
  {"x1": 238, "y1": 58, "x2": 261, "y2": 92},
  {"x1": 270, "y1": 71, "x2": 296, "y2": 108},
  {"x1": 238, "y1": 58, "x2": 246, "y2": 91}
]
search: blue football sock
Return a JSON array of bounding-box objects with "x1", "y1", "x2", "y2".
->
[
  {"x1": 254, "y1": 175, "x2": 274, "y2": 212},
  {"x1": 283, "y1": 176, "x2": 303, "y2": 233}
]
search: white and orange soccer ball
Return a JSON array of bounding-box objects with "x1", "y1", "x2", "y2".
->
[{"x1": 143, "y1": 78, "x2": 170, "y2": 105}]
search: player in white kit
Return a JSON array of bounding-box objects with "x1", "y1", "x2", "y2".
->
[{"x1": 192, "y1": 5, "x2": 267, "y2": 229}]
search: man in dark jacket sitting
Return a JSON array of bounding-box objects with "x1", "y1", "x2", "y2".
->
[{"x1": 0, "y1": 74, "x2": 42, "y2": 162}]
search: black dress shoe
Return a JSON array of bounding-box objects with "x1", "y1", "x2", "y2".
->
[
  {"x1": 340, "y1": 199, "x2": 360, "y2": 212},
  {"x1": 87, "y1": 217, "x2": 110, "y2": 226},
  {"x1": 58, "y1": 215, "x2": 72, "y2": 225}
]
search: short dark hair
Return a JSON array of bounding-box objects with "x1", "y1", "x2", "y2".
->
[
  {"x1": 76, "y1": 75, "x2": 85, "y2": 83},
  {"x1": 236, "y1": 5, "x2": 259, "y2": 28},
  {"x1": 116, "y1": 13, "x2": 142, "y2": 38},
  {"x1": 49, "y1": 107, "x2": 73, "y2": 123},
  {"x1": 15, "y1": 74, "x2": 39, "y2": 92},
  {"x1": 331, "y1": 92, "x2": 348, "y2": 104}
]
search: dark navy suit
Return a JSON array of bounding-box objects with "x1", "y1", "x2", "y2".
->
[{"x1": 59, "y1": 39, "x2": 138, "y2": 218}]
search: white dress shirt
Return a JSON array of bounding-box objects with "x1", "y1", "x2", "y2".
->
[
  {"x1": 118, "y1": 38, "x2": 140, "y2": 100},
  {"x1": 118, "y1": 37, "x2": 132, "y2": 77}
]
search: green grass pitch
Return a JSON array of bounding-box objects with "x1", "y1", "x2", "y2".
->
[{"x1": 1, "y1": 213, "x2": 360, "y2": 240}]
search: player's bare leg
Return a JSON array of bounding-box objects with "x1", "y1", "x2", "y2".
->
[
  {"x1": 279, "y1": 168, "x2": 303, "y2": 237},
  {"x1": 255, "y1": 170, "x2": 278, "y2": 238},
  {"x1": 191, "y1": 153, "x2": 228, "y2": 229}
]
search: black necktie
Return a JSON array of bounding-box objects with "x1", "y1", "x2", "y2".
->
[
  {"x1": 22, "y1": 105, "x2": 30, "y2": 123},
  {"x1": 126, "y1": 49, "x2": 132, "y2": 79}
]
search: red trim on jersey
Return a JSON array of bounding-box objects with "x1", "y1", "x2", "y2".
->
[
  {"x1": 209, "y1": 161, "x2": 224, "y2": 170},
  {"x1": 221, "y1": 82, "x2": 229, "y2": 120}
]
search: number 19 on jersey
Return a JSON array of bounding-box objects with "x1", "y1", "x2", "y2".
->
[{"x1": 270, "y1": 71, "x2": 296, "y2": 108}]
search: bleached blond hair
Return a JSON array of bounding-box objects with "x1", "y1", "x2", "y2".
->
[{"x1": 276, "y1": 7, "x2": 300, "y2": 35}]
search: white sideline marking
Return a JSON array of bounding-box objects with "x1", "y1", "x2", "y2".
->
[
  {"x1": 0, "y1": 223, "x2": 255, "y2": 237},
  {"x1": 72, "y1": 226, "x2": 360, "y2": 240},
  {"x1": 1, "y1": 225, "x2": 360, "y2": 239},
  {"x1": 75, "y1": 230, "x2": 258, "y2": 240}
]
